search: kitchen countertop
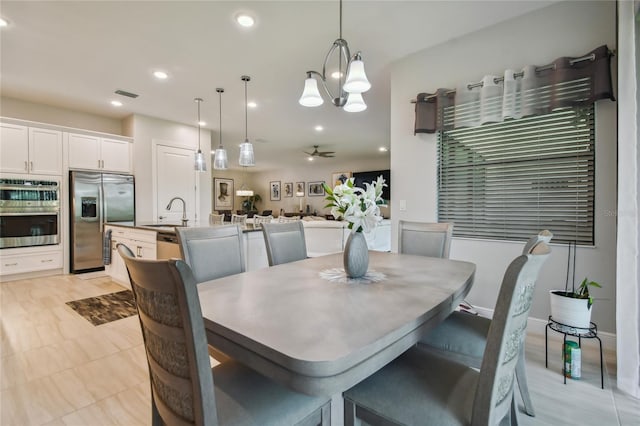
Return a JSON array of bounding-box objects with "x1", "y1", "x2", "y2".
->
[{"x1": 105, "y1": 221, "x2": 261, "y2": 234}]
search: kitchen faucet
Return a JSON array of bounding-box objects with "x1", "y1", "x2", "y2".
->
[{"x1": 166, "y1": 197, "x2": 188, "y2": 226}]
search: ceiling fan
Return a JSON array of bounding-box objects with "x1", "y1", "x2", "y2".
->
[{"x1": 304, "y1": 145, "x2": 335, "y2": 158}]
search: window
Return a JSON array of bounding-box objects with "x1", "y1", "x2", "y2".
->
[{"x1": 438, "y1": 106, "x2": 595, "y2": 245}]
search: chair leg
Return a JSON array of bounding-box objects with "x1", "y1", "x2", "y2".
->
[
  {"x1": 344, "y1": 399, "x2": 356, "y2": 426},
  {"x1": 515, "y1": 347, "x2": 535, "y2": 417}
]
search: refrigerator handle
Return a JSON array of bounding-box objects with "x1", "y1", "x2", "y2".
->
[{"x1": 98, "y1": 182, "x2": 105, "y2": 233}]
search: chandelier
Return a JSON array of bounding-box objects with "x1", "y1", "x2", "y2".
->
[
  {"x1": 298, "y1": 0, "x2": 370, "y2": 112},
  {"x1": 213, "y1": 88, "x2": 228, "y2": 170}
]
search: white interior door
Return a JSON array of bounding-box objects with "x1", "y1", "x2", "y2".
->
[{"x1": 155, "y1": 145, "x2": 197, "y2": 224}]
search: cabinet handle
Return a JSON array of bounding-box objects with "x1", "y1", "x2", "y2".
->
[
  {"x1": 101, "y1": 159, "x2": 105, "y2": 168},
  {"x1": 30, "y1": 161, "x2": 34, "y2": 171},
  {"x1": 4, "y1": 262, "x2": 18, "y2": 266},
  {"x1": 136, "y1": 246, "x2": 142, "y2": 258},
  {"x1": 41, "y1": 259, "x2": 53, "y2": 263}
]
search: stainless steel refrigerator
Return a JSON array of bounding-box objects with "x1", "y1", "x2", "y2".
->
[{"x1": 70, "y1": 171, "x2": 135, "y2": 273}]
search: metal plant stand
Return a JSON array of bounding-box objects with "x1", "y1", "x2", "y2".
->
[{"x1": 545, "y1": 316, "x2": 604, "y2": 389}]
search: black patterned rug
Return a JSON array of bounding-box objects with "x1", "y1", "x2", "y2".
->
[{"x1": 66, "y1": 290, "x2": 137, "y2": 326}]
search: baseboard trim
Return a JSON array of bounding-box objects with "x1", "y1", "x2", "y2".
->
[{"x1": 473, "y1": 306, "x2": 616, "y2": 352}]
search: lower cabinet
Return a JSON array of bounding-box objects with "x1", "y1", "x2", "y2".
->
[
  {"x1": 105, "y1": 226, "x2": 156, "y2": 288},
  {"x1": 0, "y1": 246, "x2": 63, "y2": 277}
]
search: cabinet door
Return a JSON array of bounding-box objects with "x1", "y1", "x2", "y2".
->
[
  {"x1": 101, "y1": 138, "x2": 132, "y2": 173},
  {"x1": 68, "y1": 133, "x2": 101, "y2": 170},
  {"x1": 0, "y1": 123, "x2": 29, "y2": 174},
  {"x1": 29, "y1": 128, "x2": 63, "y2": 175}
]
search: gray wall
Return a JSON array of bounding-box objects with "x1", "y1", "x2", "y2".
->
[{"x1": 390, "y1": 1, "x2": 617, "y2": 332}]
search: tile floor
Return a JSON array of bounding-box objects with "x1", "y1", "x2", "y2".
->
[{"x1": 1, "y1": 273, "x2": 638, "y2": 425}]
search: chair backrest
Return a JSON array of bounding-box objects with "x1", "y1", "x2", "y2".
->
[
  {"x1": 231, "y1": 214, "x2": 247, "y2": 225},
  {"x1": 252, "y1": 214, "x2": 273, "y2": 229},
  {"x1": 261, "y1": 221, "x2": 308, "y2": 266},
  {"x1": 277, "y1": 215, "x2": 300, "y2": 223},
  {"x1": 117, "y1": 244, "x2": 218, "y2": 426},
  {"x1": 209, "y1": 213, "x2": 224, "y2": 225},
  {"x1": 176, "y1": 225, "x2": 246, "y2": 283},
  {"x1": 471, "y1": 242, "x2": 551, "y2": 425},
  {"x1": 398, "y1": 221, "x2": 453, "y2": 258},
  {"x1": 261, "y1": 210, "x2": 273, "y2": 216},
  {"x1": 522, "y1": 229, "x2": 553, "y2": 255}
]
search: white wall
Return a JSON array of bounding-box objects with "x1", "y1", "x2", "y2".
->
[
  {"x1": 130, "y1": 114, "x2": 212, "y2": 225},
  {"x1": 390, "y1": 1, "x2": 617, "y2": 332},
  {"x1": 1, "y1": 96, "x2": 123, "y2": 135}
]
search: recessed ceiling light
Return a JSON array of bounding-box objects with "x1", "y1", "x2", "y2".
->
[
  {"x1": 314, "y1": 125, "x2": 324, "y2": 132},
  {"x1": 331, "y1": 71, "x2": 343, "y2": 79},
  {"x1": 247, "y1": 101, "x2": 257, "y2": 108},
  {"x1": 153, "y1": 70, "x2": 168, "y2": 80},
  {"x1": 379, "y1": 147, "x2": 388, "y2": 152},
  {"x1": 236, "y1": 14, "x2": 255, "y2": 27},
  {"x1": 110, "y1": 100, "x2": 123, "y2": 107},
  {"x1": 198, "y1": 121, "x2": 206, "y2": 126},
  {"x1": 0, "y1": 18, "x2": 8, "y2": 28},
  {"x1": 308, "y1": 157, "x2": 314, "y2": 162}
]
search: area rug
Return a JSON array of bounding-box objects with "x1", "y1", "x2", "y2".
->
[{"x1": 66, "y1": 290, "x2": 137, "y2": 326}]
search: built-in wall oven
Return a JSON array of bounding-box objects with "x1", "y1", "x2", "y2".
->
[{"x1": 0, "y1": 178, "x2": 60, "y2": 249}]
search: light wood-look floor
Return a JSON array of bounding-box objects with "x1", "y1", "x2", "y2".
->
[{"x1": 1, "y1": 273, "x2": 638, "y2": 425}]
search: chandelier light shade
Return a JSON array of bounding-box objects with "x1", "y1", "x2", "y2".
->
[
  {"x1": 299, "y1": 0, "x2": 370, "y2": 112},
  {"x1": 193, "y1": 98, "x2": 206, "y2": 172},
  {"x1": 213, "y1": 88, "x2": 228, "y2": 170},
  {"x1": 239, "y1": 75, "x2": 256, "y2": 167}
]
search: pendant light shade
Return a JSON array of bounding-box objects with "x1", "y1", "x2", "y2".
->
[
  {"x1": 239, "y1": 75, "x2": 256, "y2": 167},
  {"x1": 193, "y1": 98, "x2": 206, "y2": 172},
  {"x1": 343, "y1": 92, "x2": 367, "y2": 112},
  {"x1": 213, "y1": 88, "x2": 228, "y2": 170},
  {"x1": 299, "y1": 75, "x2": 324, "y2": 107},
  {"x1": 343, "y1": 54, "x2": 371, "y2": 94}
]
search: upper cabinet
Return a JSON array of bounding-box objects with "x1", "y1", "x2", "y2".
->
[
  {"x1": 68, "y1": 133, "x2": 132, "y2": 173},
  {"x1": 0, "y1": 123, "x2": 63, "y2": 175}
]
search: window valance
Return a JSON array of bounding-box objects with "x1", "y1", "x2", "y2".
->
[{"x1": 414, "y1": 45, "x2": 615, "y2": 134}]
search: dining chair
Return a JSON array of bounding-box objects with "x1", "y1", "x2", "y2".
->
[
  {"x1": 252, "y1": 214, "x2": 273, "y2": 230},
  {"x1": 176, "y1": 225, "x2": 246, "y2": 284},
  {"x1": 398, "y1": 220, "x2": 454, "y2": 258},
  {"x1": 278, "y1": 215, "x2": 300, "y2": 223},
  {"x1": 231, "y1": 214, "x2": 247, "y2": 226},
  {"x1": 209, "y1": 213, "x2": 224, "y2": 225},
  {"x1": 117, "y1": 244, "x2": 331, "y2": 426},
  {"x1": 261, "y1": 221, "x2": 308, "y2": 266},
  {"x1": 416, "y1": 230, "x2": 553, "y2": 417},
  {"x1": 343, "y1": 241, "x2": 551, "y2": 426}
]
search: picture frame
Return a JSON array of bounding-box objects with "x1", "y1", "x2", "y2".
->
[
  {"x1": 270, "y1": 181, "x2": 281, "y2": 201},
  {"x1": 213, "y1": 178, "x2": 234, "y2": 211},
  {"x1": 284, "y1": 182, "x2": 294, "y2": 198},
  {"x1": 295, "y1": 182, "x2": 305, "y2": 197},
  {"x1": 331, "y1": 171, "x2": 352, "y2": 188},
  {"x1": 308, "y1": 181, "x2": 325, "y2": 197}
]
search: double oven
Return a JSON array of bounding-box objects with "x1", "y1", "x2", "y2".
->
[{"x1": 0, "y1": 178, "x2": 60, "y2": 249}]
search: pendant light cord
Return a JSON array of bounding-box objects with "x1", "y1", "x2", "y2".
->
[
  {"x1": 218, "y1": 90, "x2": 223, "y2": 148},
  {"x1": 244, "y1": 79, "x2": 248, "y2": 141},
  {"x1": 196, "y1": 98, "x2": 202, "y2": 150}
]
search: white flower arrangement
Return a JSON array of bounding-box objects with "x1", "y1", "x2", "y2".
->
[{"x1": 323, "y1": 176, "x2": 387, "y2": 233}]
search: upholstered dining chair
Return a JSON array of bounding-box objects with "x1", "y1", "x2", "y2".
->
[
  {"x1": 117, "y1": 244, "x2": 331, "y2": 426},
  {"x1": 343, "y1": 241, "x2": 551, "y2": 426},
  {"x1": 416, "y1": 230, "x2": 553, "y2": 417},
  {"x1": 176, "y1": 225, "x2": 245, "y2": 284},
  {"x1": 252, "y1": 214, "x2": 273, "y2": 230},
  {"x1": 231, "y1": 214, "x2": 247, "y2": 226},
  {"x1": 261, "y1": 221, "x2": 308, "y2": 266},
  {"x1": 209, "y1": 213, "x2": 225, "y2": 225},
  {"x1": 398, "y1": 220, "x2": 454, "y2": 258}
]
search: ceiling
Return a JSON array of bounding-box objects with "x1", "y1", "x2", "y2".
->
[{"x1": 0, "y1": 1, "x2": 555, "y2": 171}]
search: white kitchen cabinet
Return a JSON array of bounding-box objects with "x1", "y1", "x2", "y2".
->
[
  {"x1": 0, "y1": 123, "x2": 62, "y2": 175},
  {"x1": 0, "y1": 246, "x2": 63, "y2": 277},
  {"x1": 68, "y1": 133, "x2": 132, "y2": 173},
  {"x1": 104, "y1": 226, "x2": 157, "y2": 288}
]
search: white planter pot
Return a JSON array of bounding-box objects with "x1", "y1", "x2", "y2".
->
[{"x1": 549, "y1": 290, "x2": 592, "y2": 329}]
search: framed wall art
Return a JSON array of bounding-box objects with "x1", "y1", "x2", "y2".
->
[
  {"x1": 308, "y1": 181, "x2": 325, "y2": 197},
  {"x1": 331, "y1": 171, "x2": 352, "y2": 188},
  {"x1": 213, "y1": 178, "x2": 234, "y2": 211},
  {"x1": 295, "y1": 182, "x2": 305, "y2": 196},
  {"x1": 284, "y1": 182, "x2": 293, "y2": 197},
  {"x1": 270, "y1": 181, "x2": 281, "y2": 201}
]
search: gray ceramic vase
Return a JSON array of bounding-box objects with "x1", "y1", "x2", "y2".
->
[{"x1": 343, "y1": 231, "x2": 369, "y2": 278}]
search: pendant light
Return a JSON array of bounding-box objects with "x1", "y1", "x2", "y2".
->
[
  {"x1": 193, "y1": 97, "x2": 206, "y2": 172},
  {"x1": 238, "y1": 75, "x2": 255, "y2": 167},
  {"x1": 213, "y1": 88, "x2": 228, "y2": 170}
]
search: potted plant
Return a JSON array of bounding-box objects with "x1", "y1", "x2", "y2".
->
[
  {"x1": 241, "y1": 193, "x2": 261, "y2": 213},
  {"x1": 550, "y1": 277, "x2": 602, "y2": 329}
]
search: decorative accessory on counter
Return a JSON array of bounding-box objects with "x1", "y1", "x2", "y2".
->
[
  {"x1": 238, "y1": 75, "x2": 256, "y2": 166},
  {"x1": 193, "y1": 97, "x2": 206, "y2": 172},
  {"x1": 213, "y1": 88, "x2": 228, "y2": 170}
]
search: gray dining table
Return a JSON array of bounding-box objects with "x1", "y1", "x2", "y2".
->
[{"x1": 197, "y1": 251, "x2": 475, "y2": 425}]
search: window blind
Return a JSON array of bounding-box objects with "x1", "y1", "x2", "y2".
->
[{"x1": 438, "y1": 105, "x2": 595, "y2": 245}]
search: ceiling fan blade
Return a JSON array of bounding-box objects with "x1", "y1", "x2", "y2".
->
[
  {"x1": 320, "y1": 154, "x2": 335, "y2": 158},
  {"x1": 318, "y1": 151, "x2": 335, "y2": 155},
  {"x1": 303, "y1": 151, "x2": 314, "y2": 156}
]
